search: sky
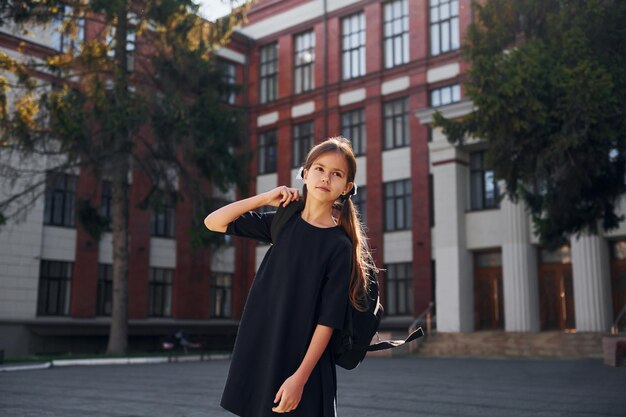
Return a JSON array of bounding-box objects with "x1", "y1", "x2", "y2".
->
[{"x1": 196, "y1": 0, "x2": 236, "y2": 21}]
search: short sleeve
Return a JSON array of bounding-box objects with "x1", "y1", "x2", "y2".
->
[
  {"x1": 224, "y1": 211, "x2": 275, "y2": 244},
  {"x1": 318, "y1": 240, "x2": 353, "y2": 330}
]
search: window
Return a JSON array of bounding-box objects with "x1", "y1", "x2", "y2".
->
[
  {"x1": 148, "y1": 268, "x2": 173, "y2": 317},
  {"x1": 219, "y1": 60, "x2": 237, "y2": 104},
  {"x1": 258, "y1": 130, "x2": 278, "y2": 174},
  {"x1": 211, "y1": 272, "x2": 233, "y2": 318},
  {"x1": 44, "y1": 173, "x2": 77, "y2": 227},
  {"x1": 383, "y1": 0, "x2": 409, "y2": 69},
  {"x1": 384, "y1": 179, "x2": 411, "y2": 231},
  {"x1": 470, "y1": 151, "x2": 499, "y2": 210},
  {"x1": 384, "y1": 262, "x2": 413, "y2": 315},
  {"x1": 100, "y1": 180, "x2": 113, "y2": 230},
  {"x1": 50, "y1": 6, "x2": 85, "y2": 53},
  {"x1": 293, "y1": 121, "x2": 314, "y2": 168},
  {"x1": 341, "y1": 13, "x2": 366, "y2": 79},
  {"x1": 294, "y1": 31, "x2": 315, "y2": 94},
  {"x1": 37, "y1": 260, "x2": 72, "y2": 316},
  {"x1": 352, "y1": 186, "x2": 367, "y2": 225},
  {"x1": 106, "y1": 25, "x2": 136, "y2": 72},
  {"x1": 430, "y1": 0, "x2": 460, "y2": 56},
  {"x1": 259, "y1": 42, "x2": 278, "y2": 104},
  {"x1": 97, "y1": 264, "x2": 113, "y2": 316},
  {"x1": 383, "y1": 98, "x2": 409, "y2": 150},
  {"x1": 430, "y1": 84, "x2": 461, "y2": 107},
  {"x1": 151, "y1": 195, "x2": 175, "y2": 238},
  {"x1": 341, "y1": 108, "x2": 366, "y2": 156}
]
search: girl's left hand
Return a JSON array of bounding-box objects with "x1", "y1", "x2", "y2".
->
[{"x1": 272, "y1": 373, "x2": 306, "y2": 413}]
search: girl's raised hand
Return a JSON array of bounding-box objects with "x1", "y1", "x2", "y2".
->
[{"x1": 264, "y1": 186, "x2": 300, "y2": 208}]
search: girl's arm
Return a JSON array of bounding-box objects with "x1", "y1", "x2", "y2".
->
[
  {"x1": 204, "y1": 186, "x2": 300, "y2": 233},
  {"x1": 272, "y1": 324, "x2": 334, "y2": 413}
]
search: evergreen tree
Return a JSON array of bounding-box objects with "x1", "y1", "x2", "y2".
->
[
  {"x1": 434, "y1": 0, "x2": 626, "y2": 247},
  {"x1": 0, "y1": 0, "x2": 250, "y2": 354}
]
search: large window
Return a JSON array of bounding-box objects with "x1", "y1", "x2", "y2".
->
[
  {"x1": 258, "y1": 130, "x2": 278, "y2": 174},
  {"x1": 383, "y1": 0, "x2": 409, "y2": 69},
  {"x1": 384, "y1": 262, "x2": 413, "y2": 315},
  {"x1": 430, "y1": 84, "x2": 461, "y2": 107},
  {"x1": 50, "y1": 6, "x2": 85, "y2": 53},
  {"x1": 341, "y1": 12, "x2": 366, "y2": 79},
  {"x1": 470, "y1": 151, "x2": 499, "y2": 210},
  {"x1": 341, "y1": 108, "x2": 366, "y2": 156},
  {"x1": 148, "y1": 268, "x2": 173, "y2": 317},
  {"x1": 259, "y1": 42, "x2": 278, "y2": 104},
  {"x1": 151, "y1": 195, "x2": 175, "y2": 238},
  {"x1": 211, "y1": 272, "x2": 233, "y2": 318},
  {"x1": 383, "y1": 98, "x2": 409, "y2": 150},
  {"x1": 293, "y1": 121, "x2": 314, "y2": 168},
  {"x1": 219, "y1": 60, "x2": 237, "y2": 104},
  {"x1": 294, "y1": 30, "x2": 315, "y2": 94},
  {"x1": 430, "y1": 0, "x2": 460, "y2": 56},
  {"x1": 44, "y1": 173, "x2": 77, "y2": 227},
  {"x1": 97, "y1": 264, "x2": 113, "y2": 316},
  {"x1": 37, "y1": 260, "x2": 72, "y2": 316},
  {"x1": 352, "y1": 186, "x2": 367, "y2": 225},
  {"x1": 384, "y1": 179, "x2": 412, "y2": 231}
]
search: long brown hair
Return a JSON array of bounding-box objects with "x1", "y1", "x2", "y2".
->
[{"x1": 301, "y1": 136, "x2": 378, "y2": 311}]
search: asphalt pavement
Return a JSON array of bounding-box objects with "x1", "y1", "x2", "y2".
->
[{"x1": 1, "y1": 357, "x2": 624, "y2": 417}]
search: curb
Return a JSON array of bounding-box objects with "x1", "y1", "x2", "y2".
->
[{"x1": 0, "y1": 353, "x2": 231, "y2": 372}]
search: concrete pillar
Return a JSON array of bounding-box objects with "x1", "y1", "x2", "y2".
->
[
  {"x1": 501, "y1": 197, "x2": 540, "y2": 332},
  {"x1": 430, "y1": 136, "x2": 473, "y2": 332},
  {"x1": 571, "y1": 234, "x2": 613, "y2": 331}
]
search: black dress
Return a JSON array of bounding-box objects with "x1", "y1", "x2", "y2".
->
[{"x1": 220, "y1": 209, "x2": 353, "y2": 417}]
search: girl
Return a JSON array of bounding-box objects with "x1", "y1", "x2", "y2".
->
[{"x1": 204, "y1": 137, "x2": 376, "y2": 416}]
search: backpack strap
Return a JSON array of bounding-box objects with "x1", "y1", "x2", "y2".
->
[
  {"x1": 362, "y1": 327, "x2": 425, "y2": 352},
  {"x1": 270, "y1": 200, "x2": 304, "y2": 244}
]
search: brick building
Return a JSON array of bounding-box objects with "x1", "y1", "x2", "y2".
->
[{"x1": 1, "y1": 0, "x2": 623, "y2": 358}]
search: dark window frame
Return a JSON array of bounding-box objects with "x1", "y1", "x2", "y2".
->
[
  {"x1": 341, "y1": 108, "x2": 366, "y2": 156},
  {"x1": 150, "y1": 193, "x2": 176, "y2": 238},
  {"x1": 148, "y1": 267, "x2": 173, "y2": 317},
  {"x1": 429, "y1": 0, "x2": 460, "y2": 56},
  {"x1": 383, "y1": 0, "x2": 409, "y2": 69},
  {"x1": 351, "y1": 185, "x2": 367, "y2": 225},
  {"x1": 383, "y1": 97, "x2": 409, "y2": 150},
  {"x1": 258, "y1": 130, "x2": 278, "y2": 174},
  {"x1": 469, "y1": 151, "x2": 500, "y2": 210},
  {"x1": 218, "y1": 60, "x2": 237, "y2": 104},
  {"x1": 96, "y1": 263, "x2": 113, "y2": 316},
  {"x1": 44, "y1": 173, "x2": 77, "y2": 228},
  {"x1": 294, "y1": 30, "x2": 315, "y2": 94},
  {"x1": 341, "y1": 12, "x2": 366, "y2": 80},
  {"x1": 384, "y1": 179, "x2": 412, "y2": 231},
  {"x1": 37, "y1": 260, "x2": 72, "y2": 316},
  {"x1": 384, "y1": 262, "x2": 413, "y2": 316},
  {"x1": 430, "y1": 84, "x2": 461, "y2": 107},
  {"x1": 292, "y1": 121, "x2": 314, "y2": 168},
  {"x1": 259, "y1": 42, "x2": 279, "y2": 104},
  {"x1": 211, "y1": 272, "x2": 233, "y2": 318},
  {"x1": 100, "y1": 180, "x2": 113, "y2": 231}
]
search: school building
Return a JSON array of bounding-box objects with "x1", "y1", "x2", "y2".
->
[{"x1": 1, "y1": 0, "x2": 624, "y2": 358}]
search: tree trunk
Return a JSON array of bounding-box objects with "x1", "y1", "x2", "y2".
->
[{"x1": 106, "y1": 1, "x2": 131, "y2": 356}]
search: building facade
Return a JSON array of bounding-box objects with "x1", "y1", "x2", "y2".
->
[{"x1": 1, "y1": 0, "x2": 623, "y2": 358}]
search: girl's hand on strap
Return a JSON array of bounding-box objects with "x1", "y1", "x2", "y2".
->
[
  {"x1": 265, "y1": 186, "x2": 300, "y2": 208},
  {"x1": 272, "y1": 373, "x2": 306, "y2": 413}
]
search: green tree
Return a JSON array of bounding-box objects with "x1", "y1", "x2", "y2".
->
[
  {"x1": 434, "y1": 0, "x2": 626, "y2": 247},
  {"x1": 0, "y1": 0, "x2": 250, "y2": 354}
]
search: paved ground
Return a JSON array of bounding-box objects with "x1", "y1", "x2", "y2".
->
[{"x1": 1, "y1": 357, "x2": 625, "y2": 417}]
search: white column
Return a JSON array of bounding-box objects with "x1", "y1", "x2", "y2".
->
[
  {"x1": 571, "y1": 234, "x2": 613, "y2": 331},
  {"x1": 431, "y1": 140, "x2": 473, "y2": 332},
  {"x1": 501, "y1": 197, "x2": 540, "y2": 332}
]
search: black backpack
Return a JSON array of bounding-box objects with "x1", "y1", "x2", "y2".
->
[{"x1": 270, "y1": 201, "x2": 424, "y2": 370}]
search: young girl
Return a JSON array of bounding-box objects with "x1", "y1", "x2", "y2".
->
[{"x1": 204, "y1": 137, "x2": 376, "y2": 417}]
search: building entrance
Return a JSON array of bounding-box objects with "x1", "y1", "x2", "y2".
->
[
  {"x1": 474, "y1": 251, "x2": 504, "y2": 330},
  {"x1": 538, "y1": 247, "x2": 575, "y2": 331},
  {"x1": 610, "y1": 241, "x2": 626, "y2": 320}
]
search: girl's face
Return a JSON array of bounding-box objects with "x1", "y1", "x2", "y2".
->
[{"x1": 303, "y1": 151, "x2": 354, "y2": 204}]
